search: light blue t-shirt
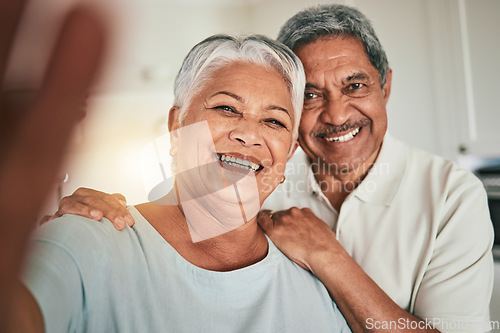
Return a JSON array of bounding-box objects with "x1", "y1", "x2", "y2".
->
[{"x1": 23, "y1": 206, "x2": 350, "y2": 332}]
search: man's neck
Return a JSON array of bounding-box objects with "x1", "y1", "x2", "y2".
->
[
  {"x1": 311, "y1": 146, "x2": 383, "y2": 212},
  {"x1": 312, "y1": 163, "x2": 369, "y2": 211}
]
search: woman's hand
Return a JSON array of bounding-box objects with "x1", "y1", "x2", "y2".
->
[
  {"x1": 0, "y1": 1, "x2": 107, "y2": 331},
  {"x1": 43, "y1": 187, "x2": 134, "y2": 230}
]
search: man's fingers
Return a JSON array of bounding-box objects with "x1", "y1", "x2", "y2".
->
[
  {"x1": 91, "y1": 193, "x2": 133, "y2": 227},
  {"x1": 59, "y1": 188, "x2": 134, "y2": 229},
  {"x1": 73, "y1": 188, "x2": 127, "y2": 209},
  {"x1": 78, "y1": 196, "x2": 132, "y2": 229},
  {"x1": 57, "y1": 197, "x2": 103, "y2": 220},
  {"x1": 257, "y1": 210, "x2": 275, "y2": 233},
  {"x1": 111, "y1": 193, "x2": 127, "y2": 207}
]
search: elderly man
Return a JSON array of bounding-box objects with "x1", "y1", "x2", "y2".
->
[
  {"x1": 53, "y1": 4, "x2": 493, "y2": 333},
  {"x1": 257, "y1": 4, "x2": 493, "y2": 333}
]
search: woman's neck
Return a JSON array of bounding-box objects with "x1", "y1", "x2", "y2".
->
[
  {"x1": 191, "y1": 218, "x2": 268, "y2": 271},
  {"x1": 136, "y1": 202, "x2": 268, "y2": 272}
]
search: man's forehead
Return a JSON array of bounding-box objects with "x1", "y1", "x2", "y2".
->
[{"x1": 295, "y1": 38, "x2": 377, "y2": 80}]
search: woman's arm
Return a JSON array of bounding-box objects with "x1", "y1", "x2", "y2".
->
[
  {"x1": 7, "y1": 282, "x2": 44, "y2": 333},
  {"x1": 0, "y1": 1, "x2": 106, "y2": 330}
]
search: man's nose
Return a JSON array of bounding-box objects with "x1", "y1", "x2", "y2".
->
[
  {"x1": 229, "y1": 119, "x2": 263, "y2": 147},
  {"x1": 319, "y1": 98, "x2": 350, "y2": 125}
]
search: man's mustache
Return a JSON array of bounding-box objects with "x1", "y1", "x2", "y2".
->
[{"x1": 311, "y1": 118, "x2": 371, "y2": 137}]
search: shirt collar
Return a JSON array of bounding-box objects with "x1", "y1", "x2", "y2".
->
[
  {"x1": 351, "y1": 134, "x2": 407, "y2": 206},
  {"x1": 282, "y1": 147, "x2": 320, "y2": 198},
  {"x1": 286, "y1": 134, "x2": 407, "y2": 207}
]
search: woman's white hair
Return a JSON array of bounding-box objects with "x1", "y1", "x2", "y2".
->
[{"x1": 173, "y1": 34, "x2": 305, "y2": 143}]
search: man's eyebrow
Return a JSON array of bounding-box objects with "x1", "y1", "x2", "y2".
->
[
  {"x1": 344, "y1": 72, "x2": 370, "y2": 83},
  {"x1": 209, "y1": 91, "x2": 244, "y2": 102},
  {"x1": 305, "y1": 83, "x2": 320, "y2": 90}
]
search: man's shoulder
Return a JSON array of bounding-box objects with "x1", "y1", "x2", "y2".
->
[{"x1": 395, "y1": 138, "x2": 484, "y2": 194}]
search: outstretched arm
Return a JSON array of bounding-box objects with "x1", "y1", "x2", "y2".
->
[{"x1": 0, "y1": 1, "x2": 107, "y2": 331}]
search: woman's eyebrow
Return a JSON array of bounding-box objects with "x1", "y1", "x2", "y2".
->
[
  {"x1": 209, "y1": 91, "x2": 244, "y2": 102},
  {"x1": 267, "y1": 105, "x2": 291, "y2": 119}
]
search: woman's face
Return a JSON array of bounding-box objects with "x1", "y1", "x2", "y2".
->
[{"x1": 170, "y1": 61, "x2": 298, "y2": 207}]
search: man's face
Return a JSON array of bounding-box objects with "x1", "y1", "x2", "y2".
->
[{"x1": 294, "y1": 37, "x2": 392, "y2": 175}]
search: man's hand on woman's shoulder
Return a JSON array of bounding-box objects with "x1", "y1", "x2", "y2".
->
[{"x1": 45, "y1": 187, "x2": 134, "y2": 230}]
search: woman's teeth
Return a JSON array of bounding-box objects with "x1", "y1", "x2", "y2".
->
[
  {"x1": 218, "y1": 154, "x2": 261, "y2": 172},
  {"x1": 325, "y1": 127, "x2": 360, "y2": 143}
]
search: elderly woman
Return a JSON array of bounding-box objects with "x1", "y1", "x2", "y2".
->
[{"x1": 14, "y1": 35, "x2": 350, "y2": 332}]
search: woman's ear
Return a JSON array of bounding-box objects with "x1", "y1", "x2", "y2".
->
[
  {"x1": 168, "y1": 106, "x2": 180, "y2": 132},
  {"x1": 287, "y1": 141, "x2": 300, "y2": 161}
]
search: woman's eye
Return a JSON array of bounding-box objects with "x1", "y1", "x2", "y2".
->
[
  {"x1": 214, "y1": 105, "x2": 237, "y2": 113},
  {"x1": 265, "y1": 119, "x2": 286, "y2": 129}
]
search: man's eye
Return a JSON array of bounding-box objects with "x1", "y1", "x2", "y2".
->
[
  {"x1": 343, "y1": 83, "x2": 369, "y2": 97},
  {"x1": 350, "y1": 83, "x2": 363, "y2": 90},
  {"x1": 345, "y1": 83, "x2": 366, "y2": 92},
  {"x1": 304, "y1": 92, "x2": 318, "y2": 100}
]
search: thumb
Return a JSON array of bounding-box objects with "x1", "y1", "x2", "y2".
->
[{"x1": 257, "y1": 210, "x2": 274, "y2": 232}]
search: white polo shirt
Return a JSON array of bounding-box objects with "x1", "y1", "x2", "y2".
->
[{"x1": 263, "y1": 134, "x2": 494, "y2": 332}]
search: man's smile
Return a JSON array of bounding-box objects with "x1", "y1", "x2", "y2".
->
[{"x1": 324, "y1": 127, "x2": 360, "y2": 143}]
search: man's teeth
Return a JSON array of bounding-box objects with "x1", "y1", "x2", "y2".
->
[
  {"x1": 218, "y1": 154, "x2": 261, "y2": 172},
  {"x1": 325, "y1": 128, "x2": 360, "y2": 143}
]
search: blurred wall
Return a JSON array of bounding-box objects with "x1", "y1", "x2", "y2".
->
[{"x1": 6, "y1": 0, "x2": 499, "y2": 209}]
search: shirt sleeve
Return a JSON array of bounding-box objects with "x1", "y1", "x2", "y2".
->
[
  {"x1": 413, "y1": 173, "x2": 494, "y2": 333},
  {"x1": 20, "y1": 216, "x2": 104, "y2": 333}
]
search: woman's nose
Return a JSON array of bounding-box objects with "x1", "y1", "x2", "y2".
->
[{"x1": 229, "y1": 119, "x2": 263, "y2": 147}]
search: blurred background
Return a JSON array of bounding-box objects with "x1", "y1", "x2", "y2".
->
[{"x1": 5, "y1": 0, "x2": 500, "y2": 323}]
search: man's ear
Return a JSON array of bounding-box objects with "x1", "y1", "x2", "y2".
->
[
  {"x1": 382, "y1": 68, "x2": 392, "y2": 104},
  {"x1": 168, "y1": 106, "x2": 180, "y2": 132},
  {"x1": 287, "y1": 140, "x2": 300, "y2": 161}
]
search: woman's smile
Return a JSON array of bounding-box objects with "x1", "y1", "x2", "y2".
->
[{"x1": 170, "y1": 61, "x2": 297, "y2": 204}]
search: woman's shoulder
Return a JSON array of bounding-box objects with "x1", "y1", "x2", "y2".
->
[
  {"x1": 31, "y1": 207, "x2": 152, "y2": 258},
  {"x1": 35, "y1": 213, "x2": 117, "y2": 242}
]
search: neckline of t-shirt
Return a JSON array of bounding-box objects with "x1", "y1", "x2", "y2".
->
[{"x1": 128, "y1": 205, "x2": 281, "y2": 279}]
